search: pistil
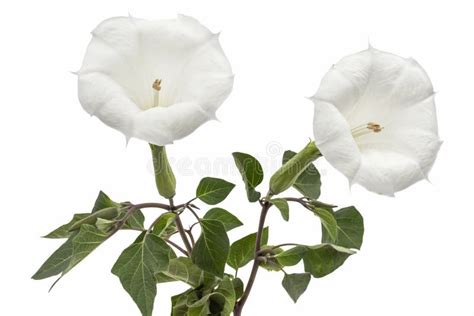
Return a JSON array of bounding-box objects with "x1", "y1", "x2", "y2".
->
[
  {"x1": 351, "y1": 122, "x2": 384, "y2": 138},
  {"x1": 152, "y1": 79, "x2": 162, "y2": 107}
]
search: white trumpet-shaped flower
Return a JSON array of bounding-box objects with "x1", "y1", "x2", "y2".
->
[
  {"x1": 77, "y1": 15, "x2": 234, "y2": 145},
  {"x1": 311, "y1": 47, "x2": 441, "y2": 195}
]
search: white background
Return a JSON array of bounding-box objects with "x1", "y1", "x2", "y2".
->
[{"x1": 1, "y1": 0, "x2": 473, "y2": 315}]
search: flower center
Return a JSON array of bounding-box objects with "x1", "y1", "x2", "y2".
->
[
  {"x1": 351, "y1": 122, "x2": 384, "y2": 139},
  {"x1": 152, "y1": 79, "x2": 162, "y2": 108}
]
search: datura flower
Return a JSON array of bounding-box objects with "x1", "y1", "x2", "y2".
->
[
  {"x1": 311, "y1": 47, "x2": 441, "y2": 195},
  {"x1": 77, "y1": 15, "x2": 234, "y2": 145}
]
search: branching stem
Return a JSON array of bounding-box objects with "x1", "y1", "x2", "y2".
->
[
  {"x1": 170, "y1": 198, "x2": 193, "y2": 256},
  {"x1": 234, "y1": 194, "x2": 273, "y2": 316}
]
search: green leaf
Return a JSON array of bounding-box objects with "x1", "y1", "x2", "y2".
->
[
  {"x1": 303, "y1": 244, "x2": 355, "y2": 278},
  {"x1": 157, "y1": 257, "x2": 216, "y2": 288},
  {"x1": 192, "y1": 219, "x2": 230, "y2": 277},
  {"x1": 169, "y1": 277, "x2": 235, "y2": 316},
  {"x1": 271, "y1": 198, "x2": 290, "y2": 221},
  {"x1": 214, "y1": 276, "x2": 236, "y2": 315},
  {"x1": 282, "y1": 150, "x2": 321, "y2": 199},
  {"x1": 203, "y1": 208, "x2": 243, "y2": 232},
  {"x1": 187, "y1": 277, "x2": 235, "y2": 316},
  {"x1": 171, "y1": 289, "x2": 199, "y2": 316},
  {"x1": 64, "y1": 224, "x2": 108, "y2": 274},
  {"x1": 232, "y1": 152, "x2": 264, "y2": 202},
  {"x1": 187, "y1": 292, "x2": 229, "y2": 316},
  {"x1": 322, "y1": 206, "x2": 364, "y2": 250},
  {"x1": 95, "y1": 218, "x2": 116, "y2": 233},
  {"x1": 112, "y1": 232, "x2": 172, "y2": 316},
  {"x1": 152, "y1": 212, "x2": 177, "y2": 237},
  {"x1": 233, "y1": 277, "x2": 244, "y2": 300},
  {"x1": 196, "y1": 177, "x2": 235, "y2": 205},
  {"x1": 43, "y1": 192, "x2": 142, "y2": 238},
  {"x1": 311, "y1": 207, "x2": 338, "y2": 242},
  {"x1": 228, "y1": 227, "x2": 269, "y2": 270},
  {"x1": 260, "y1": 256, "x2": 283, "y2": 272},
  {"x1": 33, "y1": 225, "x2": 109, "y2": 281},
  {"x1": 92, "y1": 191, "x2": 119, "y2": 212},
  {"x1": 68, "y1": 207, "x2": 119, "y2": 231},
  {"x1": 187, "y1": 298, "x2": 211, "y2": 316},
  {"x1": 282, "y1": 273, "x2": 311, "y2": 303},
  {"x1": 123, "y1": 209, "x2": 145, "y2": 231},
  {"x1": 275, "y1": 246, "x2": 308, "y2": 266},
  {"x1": 43, "y1": 214, "x2": 89, "y2": 239},
  {"x1": 32, "y1": 233, "x2": 76, "y2": 280}
]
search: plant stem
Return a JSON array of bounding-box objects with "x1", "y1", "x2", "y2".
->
[
  {"x1": 128, "y1": 202, "x2": 173, "y2": 211},
  {"x1": 271, "y1": 243, "x2": 302, "y2": 249},
  {"x1": 186, "y1": 230, "x2": 196, "y2": 247},
  {"x1": 234, "y1": 198, "x2": 272, "y2": 316},
  {"x1": 284, "y1": 197, "x2": 337, "y2": 209},
  {"x1": 170, "y1": 198, "x2": 193, "y2": 256},
  {"x1": 163, "y1": 239, "x2": 188, "y2": 256},
  {"x1": 186, "y1": 205, "x2": 201, "y2": 222}
]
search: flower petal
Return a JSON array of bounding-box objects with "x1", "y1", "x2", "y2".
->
[
  {"x1": 79, "y1": 17, "x2": 145, "y2": 108},
  {"x1": 78, "y1": 15, "x2": 233, "y2": 145},
  {"x1": 132, "y1": 102, "x2": 211, "y2": 145},
  {"x1": 78, "y1": 72, "x2": 140, "y2": 136},
  {"x1": 311, "y1": 99, "x2": 361, "y2": 180},
  {"x1": 312, "y1": 47, "x2": 440, "y2": 195},
  {"x1": 357, "y1": 95, "x2": 441, "y2": 177},
  {"x1": 352, "y1": 148, "x2": 426, "y2": 195}
]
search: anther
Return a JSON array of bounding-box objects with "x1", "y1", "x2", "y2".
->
[{"x1": 152, "y1": 79, "x2": 162, "y2": 91}]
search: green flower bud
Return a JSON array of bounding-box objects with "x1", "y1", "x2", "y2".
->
[
  {"x1": 150, "y1": 144, "x2": 176, "y2": 199},
  {"x1": 269, "y1": 141, "x2": 321, "y2": 195}
]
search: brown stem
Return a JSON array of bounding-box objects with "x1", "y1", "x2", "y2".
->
[
  {"x1": 170, "y1": 198, "x2": 193, "y2": 256},
  {"x1": 186, "y1": 205, "x2": 201, "y2": 222},
  {"x1": 234, "y1": 199, "x2": 272, "y2": 316},
  {"x1": 186, "y1": 230, "x2": 196, "y2": 247},
  {"x1": 128, "y1": 202, "x2": 172, "y2": 211},
  {"x1": 163, "y1": 239, "x2": 188, "y2": 256}
]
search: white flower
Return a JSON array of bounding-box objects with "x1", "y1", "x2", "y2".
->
[
  {"x1": 311, "y1": 47, "x2": 441, "y2": 195},
  {"x1": 77, "y1": 15, "x2": 234, "y2": 145}
]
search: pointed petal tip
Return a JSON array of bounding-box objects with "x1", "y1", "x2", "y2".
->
[
  {"x1": 127, "y1": 12, "x2": 137, "y2": 24},
  {"x1": 70, "y1": 71, "x2": 79, "y2": 76},
  {"x1": 424, "y1": 175, "x2": 432, "y2": 184},
  {"x1": 306, "y1": 95, "x2": 318, "y2": 103},
  {"x1": 124, "y1": 135, "x2": 131, "y2": 147},
  {"x1": 208, "y1": 112, "x2": 220, "y2": 122},
  {"x1": 347, "y1": 181, "x2": 355, "y2": 194}
]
